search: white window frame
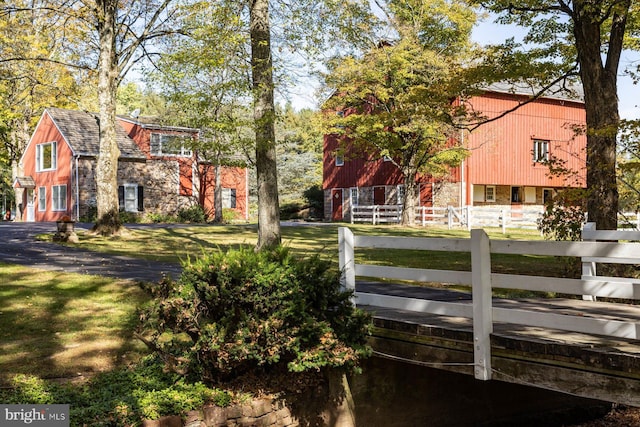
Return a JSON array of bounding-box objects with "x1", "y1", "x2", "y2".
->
[
  {"x1": 350, "y1": 187, "x2": 359, "y2": 206},
  {"x1": 150, "y1": 133, "x2": 193, "y2": 157},
  {"x1": 397, "y1": 185, "x2": 405, "y2": 205},
  {"x1": 222, "y1": 188, "x2": 237, "y2": 209},
  {"x1": 38, "y1": 186, "x2": 46, "y2": 211},
  {"x1": 533, "y1": 139, "x2": 550, "y2": 163},
  {"x1": 52, "y1": 185, "x2": 66, "y2": 211},
  {"x1": 335, "y1": 154, "x2": 344, "y2": 166},
  {"x1": 485, "y1": 185, "x2": 496, "y2": 203},
  {"x1": 123, "y1": 184, "x2": 139, "y2": 212},
  {"x1": 36, "y1": 141, "x2": 57, "y2": 172}
]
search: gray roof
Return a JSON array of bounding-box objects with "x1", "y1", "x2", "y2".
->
[
  {"x1": 46, "y1": 107, "x2": 147, "y2": 159},
  {"x1": 484, "y1": 81, "x2": 584, "y2": 103}
]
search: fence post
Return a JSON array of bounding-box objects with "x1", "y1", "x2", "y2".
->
[
  {"x1": 581, "y1": 222, "x2": 597, "y2": 301},
  {"x1": 447, "y1": 206, "x2": 453, "y2": 230},
  {"x1": 339, "y1": 227, "x2": 356, "y2": 306},
  {"x1": 501, "y1": 209, "x2": 506, "y2": 234},
  {"x1": 471, "y1": 228, "x2": 492, "y2": 380},
  {"x1": 466, "y1": 206, "x2": 472, "y2": 231}
]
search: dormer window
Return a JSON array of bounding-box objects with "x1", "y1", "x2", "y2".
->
[{"x1": 150, "y1": 133, "x2": 193, "y2": 157}]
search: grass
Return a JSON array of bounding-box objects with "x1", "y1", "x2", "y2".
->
[
  {"x1": 0, "y1": 263, "x2": 147, "y2": 385},
  {"x1": 54, "y1": 223, "x2": 573, "y2": 278}
]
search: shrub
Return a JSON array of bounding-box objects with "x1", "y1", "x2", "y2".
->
[
  {"x1": 138, "y1": 246, "x2": 371, "y2": 384},
  {"x1": 177, "y1": 205, "x2": 208, "y2": 223},
  {"x1": 537, "y1": 190, "x2": 586, "y2": 241}
]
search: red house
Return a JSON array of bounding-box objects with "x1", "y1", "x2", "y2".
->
[
  {"x1": 323, "y1": 85, "x2": 587, "y2": 221},
  {"x1": 14, "y1": 108, "x2": 248, "y2": 222}
]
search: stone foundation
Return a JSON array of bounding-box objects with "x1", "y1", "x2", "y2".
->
[{"x1": 142, "y1": 399, "x2": 296, "y2": 427}]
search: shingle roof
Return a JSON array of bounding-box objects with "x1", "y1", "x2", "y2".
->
[
  {"x1": 485, "y1": 81, "x2": 584, "y2": 103},
  {"x1": 46, "y1": 107, "x2": 147, "y2": 159}
]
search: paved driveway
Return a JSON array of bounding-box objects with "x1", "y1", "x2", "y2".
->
[{"x1": 0, "y1": 221, "x2": 182, "y2": 283}]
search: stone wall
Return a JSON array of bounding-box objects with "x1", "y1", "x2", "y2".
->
[
  {"x1": 142, "y1": 399, "x2": 297, "y2": 427},
  {"x1": 75, "y1": 158, "x2": 197, "y2": 219}
]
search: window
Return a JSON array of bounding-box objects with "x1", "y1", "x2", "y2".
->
[
  {"x1": 36, "y1": 141, "x2": 57, "y2": 171},
  {"x1": 222, "y1": 188, "x2": 237, "y2": 209},
  {"x1": 335, "y1": 154, "x2": 344, "y2": 166},
  {"x1": 118, "y1": 184, "x2": 143, "y2": 212},
  {"x1": 533, "y1": 139, "x2": 549, "y2": 163},
  {"x1": 397, "y1": 185, "x2": 405, "y2": 204},
  {"x1": 150, "y1": 133, "x2": 193, "y2": 157},
  {"x1": 38, "y1": 187, "x2": 46, "y2": 211},
  {"x1": 485, "y1": 186, "x2": 496, "y2": 202},
  {"x1": 473, "y1": 185, "x2": 485, "y2": 202},
  {"x1": 524, "y1": 187, "x2": 536, "y2": 203},
  {"x1": 52, "y1": 185, "x2": 66, "y2": 211},
  {"x1": 511, "y1": 186, "x2": 521, "y2": 203},
  {"x1": 350, "y1": 188, "x2": 359, "y2": 206},
  {"x1": 383, "y1": 155, "x2": 392, "y2": 162},
  {"x1": 543, "y1": 188, "x2": 554, "y2": 204}
]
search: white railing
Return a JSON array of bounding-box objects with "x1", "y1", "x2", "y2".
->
[
  {"x1": 351, "y1": 205, "x2": 403, "y2": 225},
  {"x1": 338, "y1": 226, "x2": 640, "y2": 382},
  {"x1": 350, "y1": 206, "x2": 640, "y2": 232}
]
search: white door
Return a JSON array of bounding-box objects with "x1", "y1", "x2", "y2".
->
[{"x1": 26, "y1": 189, "x2": 35, "y2": 222}]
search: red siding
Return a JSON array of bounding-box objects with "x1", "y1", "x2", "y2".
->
[
  {"x1": 464, "y1": 93, "x2": 586, "y2": 188},
  {"x1": 21, "y1": 112, "x2": 74, "y2": 221}
]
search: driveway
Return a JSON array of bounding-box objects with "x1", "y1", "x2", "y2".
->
[{"x1": 0, "y1": 221, "x2": 182, "y2": 283}]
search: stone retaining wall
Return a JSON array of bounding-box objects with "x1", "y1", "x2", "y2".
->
[{"x1": 142, "y1": 398, "x2": 297, "y2": 427}]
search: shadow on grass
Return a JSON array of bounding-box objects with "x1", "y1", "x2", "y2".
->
[{"x1": 0, "y1": 264, "x2": 147, "y2": 385}]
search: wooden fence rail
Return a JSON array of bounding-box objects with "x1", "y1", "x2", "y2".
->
[
  {"x1": 349, "y1": 205, "x2": 640, "y2": 232},
  {"x1": 338, "y1": 224, "x2": 640, "y2": 382}
]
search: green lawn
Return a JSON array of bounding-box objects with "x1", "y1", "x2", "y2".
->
[
  {"x1": 0, "y1": 264, "x2": 147, "y2": 385},
  {"x1": 61, "y1": 223, "x2": 572, "y2": 278}
]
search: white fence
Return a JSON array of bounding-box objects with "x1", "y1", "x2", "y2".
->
[
  {"x1": 350, "y1": 205, "x2": 640, "y2": 232},
  {"x1": 338, "y1": 224, "x2": 640, "y2": 382}
]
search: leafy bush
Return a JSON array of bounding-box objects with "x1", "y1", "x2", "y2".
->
[
  {"x1": 139, "y1": 246, "x2": 371, "y2": 383},
  {"x1": 177, "y1": 205, "x2": 208, "y2": 223},
  {"x1": 145, "y1": 212, "x2": 177, "y2": 223},
  {"x1": 0, "y1": 356, "x2": 232, "y2": 427},
  {"x1": 537, "y1": 191, "x2": 586, "y2": 241},
  {"x1": 222, "y1": 208, "x2": 239, "y2": 223}
]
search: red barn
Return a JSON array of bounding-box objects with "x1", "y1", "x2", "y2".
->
[
  {"x1": 14, "y1": 108, "x2": 248, "y2": 222},
  {"x1": 323, "y1": 85, "x2": 587, "y2": 221}
]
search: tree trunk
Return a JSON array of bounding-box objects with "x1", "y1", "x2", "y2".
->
[
  {"x1": 214, "y1": 155, "x2": 223, "y2": 223},
  {"x1": 573, "y1": 0, "x2": 628, "y2": 230},
  {"x1": 401, "y1": 170, "x2": 418, "y2": 226},
  {"x1": 250, "y1": 0, "x2": 281, "y2": 249},
  {"x1": 93, "y1": 0, "x2": 122, "y2": 235}
]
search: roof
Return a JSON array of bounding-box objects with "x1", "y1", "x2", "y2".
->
[
  {"x1": 13, "y1": 176, "x2": 35, "y2": 189},
  {"x1": 484, "y1": 81, "x2": 584, "y2": 103},
  {"x1": 117, "y1": 115, "x2": 200, "y2": 134},
  {"x1": 46, "y1": 108, "x2": 147, "y2": 159}
]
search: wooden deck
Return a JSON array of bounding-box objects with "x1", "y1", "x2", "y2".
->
[{"x1": 358, "y1": 281, "x2": 640, "y2": 407}]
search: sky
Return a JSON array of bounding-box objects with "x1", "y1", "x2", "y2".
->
[
  {"x1": 471, "y1": 17, "x2": 640, "y2": 121},
  {"x1": 287, "y1": 16, "x2": 640, "y2": 121}
]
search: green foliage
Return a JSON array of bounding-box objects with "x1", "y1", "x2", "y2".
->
[
  {"x1": 119, "y1": 211, "x2": 141, "y2": 224},
  {"x1": 303, "y1": 184, "x2": 324, "y2": 212},
  {"x1": 221, "y1": 208, "x2": 239, "y2": 223},
  {"x1": 177, "y1": 205, "x2": 208, "y2": 223},
  {"x1": 144, "y1": 212, "x2": 178, "y2": 224},
  {"x1": 0, "y1": 356, "x2": 231, "y2": 427},
  {"x1": 537, "y1": 190, "x2": 586, "y2": 241},
  {"x1": 139, "y1": 246, "x2": 371, "y2": 383}
]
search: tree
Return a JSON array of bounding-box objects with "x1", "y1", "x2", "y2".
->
[
  {"x1": 250, "y1": 0, "x2": 281, "y2": 249},
  {"x1": 0, "y1": 2, "x2": 82, "y2": 218},
  {"x1": 321, "y1": 0, "x2": 477, "y2": 225},
  {"x1": 478, "y1": 0, "x2": 639, "y2": 230},
  {"x1": 149, "y1": 1, "x2": 253, "y2": 223}
]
